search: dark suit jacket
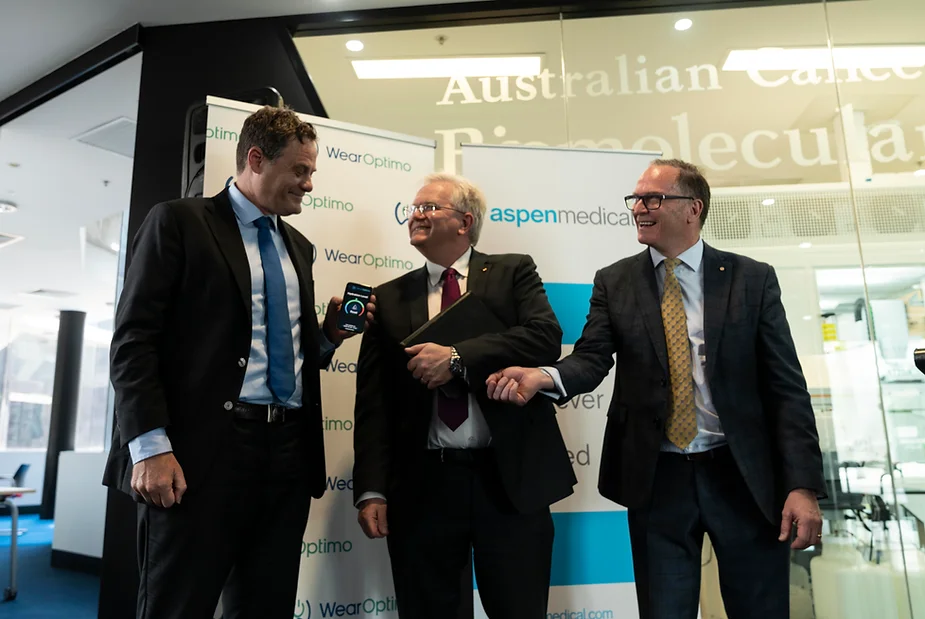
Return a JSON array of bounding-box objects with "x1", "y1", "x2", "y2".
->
[
  {"x1": 556, "y1": 242, "x2": 825, "y2": 524},
  {"x1": 102, "y1": 188, "x2": 329, "y2": 500},
  {"x1": 353, "y1": 250, "x2": 576, "y2": 514}
]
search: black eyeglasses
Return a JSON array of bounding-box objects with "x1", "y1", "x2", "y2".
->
[
  {"x1": 403, "y1": 203, "x2": 466, "y2": 218},
  {"x1": 624, "y1": 194, "x2": 695, "y2": 211}
]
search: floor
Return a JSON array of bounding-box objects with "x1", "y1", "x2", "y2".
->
[{"x1": 0, "y1": 514, "x2": 100, "y2": 618}]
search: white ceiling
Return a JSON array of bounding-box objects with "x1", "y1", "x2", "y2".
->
[
  {"x1": 0, "y1": 0, "x2": 484, "y2": 104},
  {"x1": 0, "y1": 53, "x2": 142, "y2": 318},
  {"x1": 0, "y1": 0, "x2": 481, "y2": 319}
]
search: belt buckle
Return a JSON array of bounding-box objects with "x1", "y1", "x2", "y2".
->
[{"x1": 267, "y1": 405, "x2": 285, "y2": 423}]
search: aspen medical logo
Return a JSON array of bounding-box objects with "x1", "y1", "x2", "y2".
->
[
  {"x1": 548, "y1": 608, "x2": 615, "y2": 619},
  {"x1": 490, "y1": 206, "x2": 633, "y2": 228},
  {"x1": 324, "y1": 145, "x2": 412, "y2": 173}
]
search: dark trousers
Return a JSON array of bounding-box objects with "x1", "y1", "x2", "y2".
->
[
  {"x1": 628, "y1": 446, "x2": 790, "y2": 619},
  {"x1": 386, "y1": 449, "x2": 554, "y2": 619},
  {"x1": 136, "y1": 417, "x2": 312, "y2": 619}
]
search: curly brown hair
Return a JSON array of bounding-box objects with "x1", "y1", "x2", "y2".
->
[{"x1": 235, "y1": 106, "x2": 317, "y2": 174}]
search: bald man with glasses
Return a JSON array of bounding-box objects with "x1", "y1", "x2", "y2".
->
[
  {"x1": 487, "y1": 159, "x2": 825, "y2": 619},
  {"x1": 352, "y1": 173, "x2": 575, "y2": 619}
]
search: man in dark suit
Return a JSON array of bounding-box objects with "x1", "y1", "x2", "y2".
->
[
  {"x1": 103, "y1": 106, "x2": 374, "y2": 619},
  {"x1": 486, "y1": 159, "x2": 825, "y2": 619},
  {"x1": 352, "y1": 173, "x2": 576, "y2": 619}
]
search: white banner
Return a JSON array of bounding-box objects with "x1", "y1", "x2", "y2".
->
[
  {"x1": 203, "y1": 96, "x2": 435, "y2": 619},
  {"x1": 462, "y1": 143, "x2": 658, "y2": 619}
]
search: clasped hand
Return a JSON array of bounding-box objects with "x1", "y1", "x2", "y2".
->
[
  {"x1": 405, "y1": 343, "x2": 453, "y2": 389},
  {"x1": 485, "y1": 366, "x2": 552, "y2": 406}
]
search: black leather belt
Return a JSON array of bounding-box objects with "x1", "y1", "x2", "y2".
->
[
  {"x1": 425, "y1": 448, "x2": 491, "y2": 464},
  {"x1": 673, "y1": 444, "x2": 730, "y2": 462},
  {"x1": 232, "y1": 401, "x2": 294, "y2": 423}
]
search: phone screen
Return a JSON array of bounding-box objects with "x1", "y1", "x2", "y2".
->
[{"x1": 336, "y1": 282, "x2": 372, "y2": 334}]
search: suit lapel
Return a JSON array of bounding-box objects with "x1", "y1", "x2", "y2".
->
[
  {"x1": 204, "y1": 189, "x2": 250, "y2": 316},
  {"x1": 403, "y1": 267, "x2": 430, "y2": 335},
  {"x1": 466, "y1": 249, "x2": 491, "y2": 299},
  {"x1": 702, "y1": 243, "x2": 731, "y2": 381},
  {"x1": 632, "y1": 250, "x2": 669, "y2": 375}
]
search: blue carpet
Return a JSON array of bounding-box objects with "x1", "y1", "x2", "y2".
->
[{"x1": 0, "y1": 516, "x2": 99, "y2": 617}]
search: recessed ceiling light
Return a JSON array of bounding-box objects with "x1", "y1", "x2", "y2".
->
[
  {"x1": 0, "y1": 200, "x2": 17, "y2": 213},
  {"x1": 803, "y1": 315, "x2": 812, "y2": 321},
  {"x1": 762, "y1": 198, "x2": 775, "y2": 206},
  {"x1": 674, "y1": 18, "x2": 693, "y2": 31},
  {"x1": 346, "y1": 40, "x2": 364, "y2": 52},
  {"x1": 914, "y1": 169, "x2": 925, "y2": 177},
  {"x1": 799, "y1": 242, "x2": 813, "y2": 249}
]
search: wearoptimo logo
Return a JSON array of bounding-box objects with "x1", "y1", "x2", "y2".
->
[
  {"x1": 325, "y1": 146, "x2": 412, "y2": 173},
  {"x1": 316, "y1": 596, "x2": 397, "y2": 617},
  {"x1": 321, "y1": 247, "x2": 415, "y2": 271},
  {"x1": 490, "y1": 206, "x2": 633, "y2": 228},
  {"x1": 207, "y1": 126, "x2": 239, "y2": 142},
  {"x1": 301, "y1": 537, "x2": 353, "y2": 557},
  {"x1": 548, "y1": 609, "x2": 615, "y2": 619},
  {"x1": 294, "y1": 599, "x2": 312, "y2": 618},
  {"x1": 302, "y1": 194, "x2": 355, "y2": 212}
]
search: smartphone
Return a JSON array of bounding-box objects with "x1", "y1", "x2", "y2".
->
[{"x1": 336, "y1": 282, "x2": 373, "y2": 334}]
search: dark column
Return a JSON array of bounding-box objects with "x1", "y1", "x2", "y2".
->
[{"x1": 40, "y1": 310, "x2": 86, "y2": 520}]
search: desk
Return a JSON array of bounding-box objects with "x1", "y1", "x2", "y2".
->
[{"x1": 0, "y1": 486, "x2": 35, "y2": 602}]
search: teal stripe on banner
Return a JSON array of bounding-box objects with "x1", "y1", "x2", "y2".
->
[
  {"x1": 544, "y1": 283, "x2": 593, "y2": 346},
  {"x1": 473, "y1": 511, "x2": 635, "y2": 589}
]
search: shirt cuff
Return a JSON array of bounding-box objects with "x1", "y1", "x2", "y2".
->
[
  {"x1": 128, "y1": 428, "x2": 173, "y2": 465},
  {"x1": 319, "y1": 328, "x2": 338, "y2": 355},
  {"x1": 356, "y1": 491, "x2": 387, "y2": 508},
  {"x1": 539, "y1": 366, "x2": 568, "y2": 400}
]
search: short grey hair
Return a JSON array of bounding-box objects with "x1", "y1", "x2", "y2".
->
[{"x1": 423, "y1": 173, "x2": 487, "y2": 246}]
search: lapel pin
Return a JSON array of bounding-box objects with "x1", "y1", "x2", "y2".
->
[
  {"x1": 720, "y1": 266, "x2": 725, "y2": 271},
  {"x1": 482, "y1": 267, "x2": 488, "y2": 272}
]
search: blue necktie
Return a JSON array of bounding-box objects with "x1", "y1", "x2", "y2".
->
[{"x1": 254, "y1": 217, "x2": 296, "y2": 403}]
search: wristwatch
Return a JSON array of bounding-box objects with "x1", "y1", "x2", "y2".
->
[{"x1": 449, "y1": 346, "x2": 465, "y2": 378}]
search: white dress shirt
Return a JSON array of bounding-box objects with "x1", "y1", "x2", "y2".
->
[
  {"x1": 543, "y1": 238, "x2": 726, "y2": 454},
  {"x1": 423, "y1": 247, "x2": 492, "y2": 450}
]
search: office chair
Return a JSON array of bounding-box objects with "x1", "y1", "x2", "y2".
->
[
  {"x1": 0, "y1": 464, "x2": 30, "y2": 489},
  {"x1": 0, "y1": 464, "x2": 30, "y2": 537}
]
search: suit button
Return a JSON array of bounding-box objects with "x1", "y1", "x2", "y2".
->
[
  {"x1": 238, "y1": 358, "x2": 246, "y2": 368},
  {"x1": 224, "y1": 401, "x2": 233, "y2": 411}
]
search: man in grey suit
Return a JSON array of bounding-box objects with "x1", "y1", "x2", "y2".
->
[{"x1": 486, "y1": 159, "x2": 825, "y2": 619}]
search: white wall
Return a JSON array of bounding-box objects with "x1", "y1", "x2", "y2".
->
[
  {"x1": 52, "y1": 450, "x2": 107, "y2": 558},
  {"x1": 0, "y1": 451, "x2": 46, "y2": 507}
]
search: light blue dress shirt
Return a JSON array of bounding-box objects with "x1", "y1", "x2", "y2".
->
[
  {"x1": 128, "y1": 183, "x2": 335, "y2": 464},
  {"x1": 543, "y1": 238, "x2": 726, "y2": 454}
]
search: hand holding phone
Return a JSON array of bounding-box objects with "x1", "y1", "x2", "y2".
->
[{"x1": 336, "y1": 282, "x2": 373, "y2": 334}]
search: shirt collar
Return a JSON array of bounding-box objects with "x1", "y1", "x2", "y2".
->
[
  {"x1": 228, "y1": 182, "x2": 278, "y2": 228},
  {"x1": 426, "y1": 246, "x2": 473, "y2": 287},
  {"x1": 649, "y1": 237, "x2": 704, "y2": 272}
]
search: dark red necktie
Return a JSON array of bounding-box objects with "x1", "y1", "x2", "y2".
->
[{"x1": 437, "y1": 268, "x2": 468, "y2": 430}]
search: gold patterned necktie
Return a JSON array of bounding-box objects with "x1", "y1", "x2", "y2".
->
[{"x1": 661, "y1": 258, "x2": 697, "y2": 449}]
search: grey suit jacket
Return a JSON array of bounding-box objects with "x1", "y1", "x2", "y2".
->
[{"x1": 556, "y1": 242, "x2": 825, "y2": 523}]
